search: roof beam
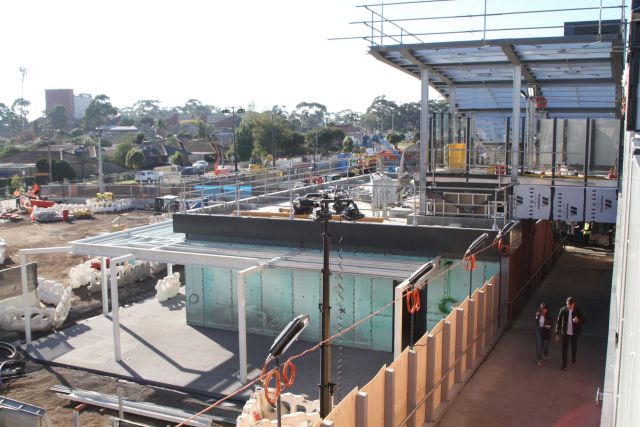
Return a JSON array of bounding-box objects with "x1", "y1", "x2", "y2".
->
[
  {"x1": 430, "y1": 57, "x2": 612, "y2": 68},
  {"x1": 369, "y1": 50, "x2": 420, "y2": 80},
  {"x1": 457, "y1": 107, "x2": 616, "y2": 113},
  {"x1": 500, "y1": 43, "x2": 536, "y2": 85},
  {"x1": 399, "y1": 48, "x2": 454, "y2": 86},
  {"x1": 431, "y1": 78, "x2": 614, "y2": 88}
]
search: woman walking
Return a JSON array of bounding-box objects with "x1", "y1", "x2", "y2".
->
[{"x1": 535, "y1": 303, "x2": 553, "y2": 366}]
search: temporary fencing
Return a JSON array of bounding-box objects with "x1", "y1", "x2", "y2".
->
[{"x1": 176, "y1": 241, "x2": 500, "y2": 427}]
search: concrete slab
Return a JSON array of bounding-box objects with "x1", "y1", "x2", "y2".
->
[
  {"x1": 22, "y1": 291, "x2": 391, "y2": 401},
  {"x1": 438, "y1": 246, "x2": 612, "y2": 427}
]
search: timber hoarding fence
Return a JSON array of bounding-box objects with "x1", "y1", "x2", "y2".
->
[{"x1": 321, "y1": 276, "x2": 500, "y2": 426}]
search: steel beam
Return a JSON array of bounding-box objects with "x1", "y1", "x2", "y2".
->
[
  {"x1": 420, "y1": 68, "x2": 430, "y2": 214},
  {"x1": 511, "y1": 65, "x2": 522, "y2": 183}
]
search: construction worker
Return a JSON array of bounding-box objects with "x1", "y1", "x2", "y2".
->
[
  {"x1": 582, "y1": 222, "x2": 592, "y2": 245},
  {"x1": 13, "y1": 189, "x2": 21, "y2": 208}
]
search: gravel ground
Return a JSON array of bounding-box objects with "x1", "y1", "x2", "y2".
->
[{"x1": 0, "y1": 210, "x2": 237, "y2": 426}]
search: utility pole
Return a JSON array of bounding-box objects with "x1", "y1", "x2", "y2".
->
[
  {"x1": 19, "y1": 67, "x2": 27, "y2": 131},
  {"x1": 97, "y1": 127, "x2": 104, "y2": 193},
  {"x1": 271, "y1": 113, "x2": 276, "y2": 168},
  {"x1": 320, "y1": 219, "x2": 334, "y2": 417}
]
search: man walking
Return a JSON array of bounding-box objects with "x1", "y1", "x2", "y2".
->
[{"x1": 555, "y1": 297, "x2": 584, "y2": 370}]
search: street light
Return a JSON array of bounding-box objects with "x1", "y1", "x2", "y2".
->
[
  {"x1": 311, "y1": 195, "x2": 364, "y2": 417},
  {"x1": 265, "y1": 314, "x2": 310, "y2": 427},
  {"x1": 221, "y1": 107, "x2": 245, "y2": 172},
  {"x1": 96, "y1": 127, "x2": 104, "y2": 193}
]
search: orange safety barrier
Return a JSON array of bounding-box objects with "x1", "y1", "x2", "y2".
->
[
  {"x1": 464, "y1": 254, "x2": 477, "y2": 272},
  {"x1": 405, "y1": 288, "x2": 421, "y2": 314}
]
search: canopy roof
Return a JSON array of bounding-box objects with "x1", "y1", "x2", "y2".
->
[{"x1": 371, "y1": 34, "x2": 623, "y2": 115}]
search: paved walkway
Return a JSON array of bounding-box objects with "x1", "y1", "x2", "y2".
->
[{"x1": 439, "y1": 246, "x2": 613, "y2": 427}]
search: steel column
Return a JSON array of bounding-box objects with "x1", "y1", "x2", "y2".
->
[
  {"x1": 420, "y1": 68, "x2": 430, "y2": 214},
  {"x1": 511, "y1": 65, "x2": 522, "y2": 182}
]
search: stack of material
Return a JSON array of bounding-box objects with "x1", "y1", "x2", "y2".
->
[
  {"x1": 237, "y1": 389, "x2": 320, "y2": 427},
  {"x1": 68, "y1": 259, "x2": 165, "y2": 291},
  {"x1": 0, "y1": 278, "x2": 71, "y2": 332},
  {"x1": 87, "y1": 198, "x2": 132, "y2": 213}
]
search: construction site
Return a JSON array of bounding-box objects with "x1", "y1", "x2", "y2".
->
[{"x1": 0, "y1": 1, "x2": 639, "y2": 426}]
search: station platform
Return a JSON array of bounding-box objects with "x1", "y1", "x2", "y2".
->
[{"x1": 439, "y1": 246, "x2": 613, "y2": 427}]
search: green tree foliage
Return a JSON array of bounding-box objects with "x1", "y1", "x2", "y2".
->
[
  {"x1": 342, "y1": 136, "x2": 354, "y2": 153},
  {"x1": 118, "y1": 116, "x2": 135, "y2": 126},
  {"x1": 125, "y1": 148, "x2": 144, "y2": 169},
  {"x1": 291, "y1": 102, "x2": 327, "y2": 131},
  {"x1": 387, "y1": 132, "x2": 405, "y2": 147},
  {"x1": 429, "y1": 99, "x2": 449, "y2": 113},
  {"x1": 10, "y1": 174, "x2": 22, "y2": 189},
  {"x1": 52, "y1": 160, "x2": 76, "y2": 182},
  {"x1": 0, "y1": 144, "x2": 22, "y2": 159},
  {"x1": 235, "y1": 120, "x2": 255, "y2": 162},
  {"x1": 170, "y1": 151, "x2": 184, "y2": 166},
  {"x1": 36, "y1": 159, "x2": 76, "y2": 182},
  {"x1": 182, "y1": 99, "x2": 211, "y2": 119},
  {"x1": 0, "y1": 103, "x2": 20, "y2": 135},
  {"x1": 306, "y1": 127, "x2": 346, "y2": 155},
  {"x1": 113, "y1": 140, "x2": 134, "y2": 167},
  {"x1": 46, "y1": 106, "x2": 68, "y2": 130},
  {"x1": 135, "y1": 132, "x2": 145, "y2": 144},
  {"x1": 11, "y1": 98, "x2": 30, "y2": 128},
  {"x1": 198, "y1": 120, "x2": 206, "y2": 140},
  {"x1": 248, "y1": 112, "x2": 307, "y2": 161},
  {"x1": 83, "y1": 94, "x2": 118, "y2": 129}
]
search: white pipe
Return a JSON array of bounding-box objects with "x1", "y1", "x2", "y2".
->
[
  {"x1": 20, "y1": 252, "x2": 31, "y2": 345},
  {"x1": 167, "y1": 263, "x2": 173, "y2": 275},
  {"x1": 237, "y1": 264, "x2": 264, "y2": 383},
  {"x1": 110, "y1": 254, "x2": 134, "y2": 361},
  {"x1": 101, "y1": 257, "x2": 108, "y2": 315},
  {"x1": 393, "y1": 285, "x2": 403, "y2": 359}
]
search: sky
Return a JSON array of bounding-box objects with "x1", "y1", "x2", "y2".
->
[{"x1": 1, "y1": 0, "x2": 622, "y2": 120}]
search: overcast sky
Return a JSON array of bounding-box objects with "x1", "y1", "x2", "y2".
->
[{"x1": 1, "y1": 0, "x2": 620, "y2": 119}]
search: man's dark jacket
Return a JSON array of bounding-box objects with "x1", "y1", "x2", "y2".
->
[{"x1": 555, "y1": 306, "x2": 584, "y2": 336}]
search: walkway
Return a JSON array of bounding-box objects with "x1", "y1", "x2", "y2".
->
[{"x1": 439, "y1": 246, "x2": 613, "y2": 427}]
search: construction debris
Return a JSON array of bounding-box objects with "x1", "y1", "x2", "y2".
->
[
  {"x1": 237, "y1": 388, "x2": 320, "y2": 427},
  {"x1": 53, "y1": 385, "x2": 216, "y2": 427},
  {"x1": 0, "y1": 278, "x2": 71, "y2": 332},
  {"x1": 155, "y1": 272, "x2": 181, "y2": 302}
]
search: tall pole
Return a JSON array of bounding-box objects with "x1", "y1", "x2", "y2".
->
[
  {"x1": 271, "y1": 113, "x2": 276, "y2": 168},
  {"x1": 233, "y1": 107, "x2": 238, "y2": 173},
  {"x1": 47, "y1": 135, "x2": 53, "y2": 183},
  {"x1": 320, "y1": 218, "x2": 333, "y2": 417},
  {"x1": 97, "y1": 127, "x2": 104, "y2": 193}
]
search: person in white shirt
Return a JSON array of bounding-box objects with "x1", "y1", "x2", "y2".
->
[{"x1": 555, "y1": 297, "x2": 584, "y2": 370}]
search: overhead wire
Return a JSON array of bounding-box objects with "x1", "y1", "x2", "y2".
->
[{"x1": 176, "y1": 239, "x2": 499, "y2": 427}]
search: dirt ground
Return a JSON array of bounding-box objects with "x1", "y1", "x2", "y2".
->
[{"x1": 0, "y1": 211, "x2": 236, "y2": 426}]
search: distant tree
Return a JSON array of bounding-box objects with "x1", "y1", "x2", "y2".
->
[
  {"x1": 170, "y1": 151, "x2": 184, "y2": 166},
  {"x1": 177, "y1": 131, "x2": 193, "y2": 140},
  {"x1": 118, "y1": 116, "x2": 135, "y2": 126},
  {"x1": 292, "y1": 102, "x2": 327, "y2": 131},
  {"x1": 153, "y1": 118, "x2": 168, "y2": 138},
  {"x1": 46, "y1": 106, "x2": 68, "y2": 130},
  {"x1": 182, "y1": 99, "x2": 211, "y2": 119},
  {"x1": 135, "y1": 132, "x2": 145, "y2": 144},
  {"x1": 83, "y1": 94, "x2": 118, "y2": 129},
  {"x1": 387, "y1": 132, "x2": 405, "y2": 147},
  {"x1": 342, "y1": 136, "x2": 354, "y2": 152},
  {"x1": 36, "y1": 158, "x2": 49, "y2": 173},
  {"x1": 197, "y1": 120, "x2": 206, "y2": 140},
  {"x1": 429, "y1": 99, "x2": 449, "y2": 113},
  {"x1": 0, "y1": 103, "x2": 20, "y2": 135},
  {"x1": 11, "y1": 98, "x2": 30, "y2": 123},
  {"x1": 52, "y1": 160, "x2": 76, "y2": 182},
  {"x1": 235, "y1": 120, "x2": 255, "y2": 162},
  {"x1": 125, "y1": 148, "x2": 144, "y2": 169},
  {"x1": 0, "y1": 144, "x2": 22, "y2": 159},
  {"x1": 113, "y1": 140, "x2": 134, "y2": 167},
  {"x1": 305, "y1": 127, "x2": 346, "y2": 155},
  {"x1": 10, "y1": 174, "x2": 22, "y2": 189}
]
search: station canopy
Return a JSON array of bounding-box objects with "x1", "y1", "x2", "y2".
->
[{"x1": 370, "y1": 34, "x2": 624, "y2": 115}]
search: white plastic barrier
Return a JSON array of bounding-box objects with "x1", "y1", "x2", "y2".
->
[
  {"x1": 0, "y1": 238, "x2": 6, "y2": 262},
  {"x1": 87, "y1": 198, "x2": 132, "y2": 213},
  {"x1": 237, "y1": 389, "x2": 320, "y2": 427},
  {"x1": 68, "y1": 259, "x2": 166, "y2": 293},
  {"x1": 155, "y1": 272, "x2": 181, "y2": 302},
  {"x1": 0, "y1": 278, "x2": 71, "y2": 332}
]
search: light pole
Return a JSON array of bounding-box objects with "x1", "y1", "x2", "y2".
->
[
  {"x1": 96, "y1": 127, "x2": 104, "y2": 193},
  {"x1": 271, "y1": 113, "x2": 276, "y2": 168},
  {"x1": 311, "y1": 197, "x2": 364, "y2": 417},
  {"x1": 222, "y1": 107, "x2": 245, "y2": 172}
]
